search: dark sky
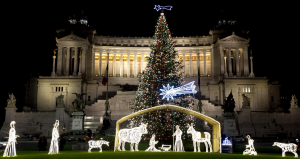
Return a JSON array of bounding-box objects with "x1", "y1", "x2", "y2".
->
[{"x1": 1, "y1": 2, "x2": 299, "y2": 126}]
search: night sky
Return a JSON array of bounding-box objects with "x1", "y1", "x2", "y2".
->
[{"x1": 1, "y1": 2, "x2": 298, "y2": 127}]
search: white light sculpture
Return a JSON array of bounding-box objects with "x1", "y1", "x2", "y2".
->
[
  {"x1": 160, "y1": 144, "x2": 172, "y2": 151},
  {"x1": 145, "y1": 134, "x2": 161, "y2": 152},
  {"x1": 273, "y1": 142, "x2": 298, "y2": 157},
  {"x1": 118, "y1": 123, "x2": 148, "y2": 151},
  {"x1": 222, "y1": 137, "x2": 232, "y2": 146},
  {"x1": 154, "y1": 5, "x2": 173, "y2": 12},
  {"x1": 88, "y1": 140, "x2": 109, "y2": 153},
  {"x1": 187, "y1": 123, "x2": 212, "y2": 152},
  {"x1": 243, "y1": 135, "x2": 257, "y2": 155},
  {"x1": 172, "y1": 125, "x2": 184, "y2": 152},
  {"x1": 48, "y1": 120, "x2": 59, "y2": 155},
  {"x1": 3, "y1": 121, "x2": 19, "y2": 157},
  {"x1": 160, "y1": 81, "x2": 197, "y2": 101}
]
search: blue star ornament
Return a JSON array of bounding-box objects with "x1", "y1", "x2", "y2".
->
[{"x1": 160, "y1": 84, "x2": 175, "y2": 101}]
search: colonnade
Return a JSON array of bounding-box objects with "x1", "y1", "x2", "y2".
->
[{"x1": 219, "y1": 46, "x2": 249, "y2": 77}]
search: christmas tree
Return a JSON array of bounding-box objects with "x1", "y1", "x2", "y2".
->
[{"x1": 130, "y1": 12, "x2": 195, "y2": 141}]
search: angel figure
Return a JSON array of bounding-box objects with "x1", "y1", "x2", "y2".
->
[
  {"x1": 48, "y1": 120, "x2": 59, "y2": 154},
  {"x1": 3, "y1": 121, "x2": 19, "y2": 157},
  {"x1": 172, "y1": 125, "x2": 184, "y2": 152}
]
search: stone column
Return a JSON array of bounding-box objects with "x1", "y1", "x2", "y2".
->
[
  {"x1": 120, "y1": 53, "x2": 123, "y2": 77},
  {"x1": 182, "y1": 52, "x2": 185, "y2": 77},
  {"x1": 127, "y1": 53, "x2": 130, "y2": 77},
  {"x1": 113, "y1": 52, "x2": 116, "y2": 77},
  {"x1": 220, "y1": 46, "x2": 224, "y2": 75},
  {"x1": 228, "y1": 48, "x2": 233, "y2": 77},
  {"x1": 211, "y1": 46, "x2": 214, "y2": 77},
  {"x1": 189, "y1": 52, "x2": 193, "y2": 77},
  {"x1": 243, "y1": 46, "x2": 249, "y2": 76},
  {"x1": 224, "y1": 54, "x2": 228, "y2": 77},
  {"x1": 141, "y1": 53, "x2": 144, "y2": 73},
  {"x1": 91, "y1": 47, "x2": 95, "y2": 77},
  {"x1": 78, "y1": 50, "x2": 82, "y2": 76},
  {"x1": 73, "y1": 47, "x2": 78, "y2": 75},
  {"x1": 204, "y1": 50, "x2": 207, "y2": 76},
  {"x1": 51, "y1": 55, "x2": 56, "y2": 76},
  {"x1": 249, "y1": 54, "x2": 255, "y2": 77},
  {"x1": 236, "y1": 48, "x2": 241, "y2": 76},
  {"x1": 134, "y1": 53, "x2": 137, "y2": 77},
  {"x1": 56, "y1": 46, "x2": 62, "y2": 75},
  {"x1": 81, "y1": 46, "x2": 86, "y2": 75},
  {"x1": 196, "y1": 51, "x2": 200, "y2": 76},
  {"x1": 99, "y1": 51, "x2": 102, "y2": 76},
  {"x1": 65, "y1": 47, "x2": 70, "y2": 75},
  {"x1": 62, "y1": 48, "x2": 65, "y2": 75}
]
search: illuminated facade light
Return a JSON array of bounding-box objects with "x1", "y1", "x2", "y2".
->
[
  {"x1": 243, "y1": 135, "x2": 257, "y2": 155},
  {"x1": 3, "y1": 121, "x2": 19, "y2": 157},
  {"x1": 48, "y1": 120, "x2": 59, "y2": 155},
  {"x1": 172, "y1": 125, "x2": 184, "y2": 152},
  {"x1": 187, "y1": 123, "x2": 212, "y2": 152},
  {"x1": 145, "y1": 134, "x2": 161, "y2": 152},
  {"x1": 118, "y1": 123, "x2": 148, "y2": 151},
  {"x1": 88, "y1": 140, "x2": 109, "y2": 153},
  {"x1": 273, "y1": 142, "x2": 298, "y2": 157},
  {"x1": 160, "y1": 81, "x2": 197, "y2": 101},
  {"x1": 222, "y1": 137, "x2": 232, "y2": 146}
]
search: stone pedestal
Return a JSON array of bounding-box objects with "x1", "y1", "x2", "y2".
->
[
  {"x1": 223, "y1": 112, "x2": 238, "y2": 137},
  {"x1": 238, "y1": 107, "x2": 255, "y2": 136},
  {"x1": 72, "y1": 111, "x2": 84, "y2": 130}
]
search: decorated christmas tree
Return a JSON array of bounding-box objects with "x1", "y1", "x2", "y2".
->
[{"x1": 129, "y1": 12, "x2": 196, "y2": 141}]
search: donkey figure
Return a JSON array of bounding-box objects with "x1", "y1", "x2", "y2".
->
[{"x1": 187, "y1": 123, "x2": 212, "y2": 152}]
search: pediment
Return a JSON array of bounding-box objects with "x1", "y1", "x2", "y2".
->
[
  {"x1": 57, "y1": 32, "x2": 87, "y2": 42},
  {"x1": 219, "y1": 33, "x2": 249, "y2": 43}
]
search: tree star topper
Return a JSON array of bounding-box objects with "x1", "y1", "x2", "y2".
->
[
  {"x1": 160, "y1": 81, "x2": 197, "y2": 101},
  {"x1": 154, "y1": 5, "x2": 173, "y2": 12}
]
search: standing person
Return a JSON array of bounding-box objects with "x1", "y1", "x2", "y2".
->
[
  {"x1": 48, "y1": 120, "x2": 59, "y2": 154},
  {"x1": 41, "y1": 136, "x2": 47, "y2": 151},
  {"x1": 59, "y1": 135, "x2": 66, "y2": 151},
  {"x1": 3, "y1": 121, "x2": 19, "y2": 157},
  {"x1": 38, "y1": 138, "x2": 43, "y2": 151},
  {"x1": 172, "y1": 125, "x2": 184, "y2": 152}
]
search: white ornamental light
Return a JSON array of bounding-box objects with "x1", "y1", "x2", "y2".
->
[
  {"x1": 118, "y1": 123, "x2": 148, "y2": 151},
  {"x1": 160, "y1": 81, "x2": 197, "y2": 101},
  {"x1": 161, "y1": 144, "x2": 172, "y2": 151},
  {"x1": 243, "y1": 135, "x2": 257, "y2": 155},
  {"x1": 88, "y1": 140, "x2": 109, "y2": 153},
  {"x1": 222, "y1": 137, "x2": 232, "y2": 146},
  {"x1": 187, "y1": 123, "x2": 212, "y2": 152},
  {"x1": 145, "y1": 134, "x2": 161, "y2": 152},
  {"x1": 48, "y1": 120, "x2": 59, "y2": 155},
  {"x1": 172, "y1": 125, "x2": 184, "y2": 152},
  {"x1": 154, "y1": 5, "x2": 173, "y2": 12},
  {"x1": 273, "y1": 142, "x2": 298, "y2": 157},
  {"x1": 3, "y1": 121, "x2": 19, "y2": 157}
]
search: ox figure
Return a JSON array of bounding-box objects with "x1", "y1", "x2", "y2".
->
[
  {"x1": 273, "y1": 142, "x2": 298, "y2": 157},
  {"x1": 118, "y1": 123, "x2": 148, "y2": 151},
  {"x1": 88, "y1": 140, "x2": 109, "y2": 153},
  {"x1": 187, "y1": 123, "x2": 212, "y2": 152}
]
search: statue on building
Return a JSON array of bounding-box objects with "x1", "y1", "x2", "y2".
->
[
  {"x1": 242, "y1": 94, "x2": 250, "y2": 108},
  {"x1": 72, "y1": 93, "x2": 86, "y2": 112},
  {"x1": 56, "y1": 94, "x2": 65, "y2": 108},
  {"x1": 223, "y1": 91, "x2": 235, "y2": 114},
  {"x1": 7, "y1": 93, "x2": 16, "y2": 105},
  {"x1": 290, "y1": 94, "x2": 298, "y2": 108}
]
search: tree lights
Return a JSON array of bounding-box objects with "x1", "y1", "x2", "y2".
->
[
  {"x1": 48, "y1": 120, "x2": 59, "y2": 155},
  {"x1": 88, "y1": 140, "x2": 109, "y2": 153},
  {"x1": 3, "y1": 121, "x2": 19, "y2": 157},
  {"x1": 187, "y1": 123, "x2": 212, "y2": 152},
  {"x1": 243, "y1": 135, "x2": 257, "y2": 155},
  {"x1": 273, "y1": 142, "x2": 298, "y2": 157},
  {"x1": 118, "y1": 123, "x2": 148, "y2": 151}
]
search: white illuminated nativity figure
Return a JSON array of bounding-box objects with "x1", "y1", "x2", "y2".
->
[
  {"x1": 145, "y1": 134, "x2": 161, "y2": 152},
  {"x1": 88, "y1": 140, "x2": 109, "y2": 153},
  {"x1": 187, "y1": 123, "x2": 212, "y2": 152},
  {"x1": 222, "y1": 137, "x2": 232, "y2": 146},
  {"x1": 48, "y1": 120, "x2": 59, "y2": 155},
  {"x1": 243, "y1": 135, "x2": 257, "y2": 155},
  {"x1": 118, "y1": 123, "x2": 148, "y2": 151},
  {"x1": 172, "y1": 125, "x2": 184, "y2": 152},
  {"x1": 3, "y1": 121, "x2": 19, "y2": 157},
  {"x1": 273, "y1": 142, "x2": 298, "y2": 157}
]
